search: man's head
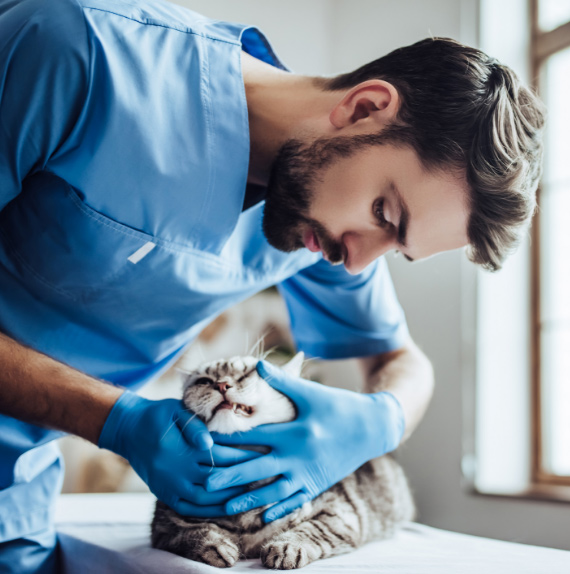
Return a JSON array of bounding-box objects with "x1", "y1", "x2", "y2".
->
[{"x1": 262, "y1": 37, "x2": 545, "y2": 273}]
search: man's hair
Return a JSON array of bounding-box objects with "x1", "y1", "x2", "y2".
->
[{"x1": 319, "y1": 38, "x2": 545, "y2": 271}]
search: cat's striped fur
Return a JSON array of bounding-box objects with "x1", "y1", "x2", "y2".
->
[{"x1": 151, "y1": 354, "x2": 415, "y2": 569}]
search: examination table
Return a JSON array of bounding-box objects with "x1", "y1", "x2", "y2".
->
[{"x1": 55, "y1": 493, "x2": 570, "y2": 573}]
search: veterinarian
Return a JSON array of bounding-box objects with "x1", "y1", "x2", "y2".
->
[{"x1": 0, "y1": 0, "x2": 544, "y2": 572}]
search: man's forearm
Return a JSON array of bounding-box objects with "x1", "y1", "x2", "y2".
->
[
  {"x1": 0, "y1": 331, "x2": 123, "y2": 444},
  {"x1": 358, "y1": 339, "x2": 434, "y2": 443}
]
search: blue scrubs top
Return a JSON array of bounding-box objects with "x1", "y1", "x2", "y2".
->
[{"x1": 0, "y1": 0, "x2": 408, "y2": 541}]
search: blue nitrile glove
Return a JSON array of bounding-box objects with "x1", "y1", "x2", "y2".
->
[
  {"x1": 206, "y1": 360, "x2": 406, "y2": 522},
  {"x1": 98, "y1": 391, "x2": 261, "y2": 517}
]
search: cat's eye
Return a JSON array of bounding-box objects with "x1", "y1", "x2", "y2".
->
[{"x1": 193, "y1": 377, "x2": 212, "y2": 385}]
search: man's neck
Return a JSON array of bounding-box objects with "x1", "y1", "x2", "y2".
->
[{"x1": 241, "y1": 52, "x2": 340, "y2": 186}]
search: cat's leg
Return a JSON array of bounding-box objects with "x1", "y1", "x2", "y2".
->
[
  {"x1": 260, "y1": 507, "x2": 361, "y2": 570},
  {"x1": 261, "y1": 457, "x2": 414, "y2": 569},
  {"x1": 151, "y1": 503, "x2": 241, "y2": 568}
]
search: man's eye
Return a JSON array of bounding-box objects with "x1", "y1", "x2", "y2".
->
[
  {"x1": 194, "y1": 377, "x2": 212, "y2": 385},
  {"x1": 373, "y1": 199, "x2": 389, "y2": 227}
]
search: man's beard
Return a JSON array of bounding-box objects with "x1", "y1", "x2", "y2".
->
[
  {"x1": 262, "y1": 131, "x2": 400, "y2": 265},
  {"x1": 262, "y1": 136, "x2": 358, "y2": 265}
]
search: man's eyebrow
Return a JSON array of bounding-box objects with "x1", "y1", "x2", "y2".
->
[{"x1": 390, "y1": 182, "x2": 410, "y2": 250}]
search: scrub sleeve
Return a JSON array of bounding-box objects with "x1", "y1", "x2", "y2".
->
[{"x1": 278, "y1": 257, "x2": 408, "y2": 360}]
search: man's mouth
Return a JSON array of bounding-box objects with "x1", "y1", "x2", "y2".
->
[
  {"x1": 303, "y1": 227, "x2": 321, "y2": 253},
  {"x1": 213, "y1": 401, "x2": 254, "y2": 417},
  {"x1": 303, "y1": 226, "x2": 346, "y2": 265}
]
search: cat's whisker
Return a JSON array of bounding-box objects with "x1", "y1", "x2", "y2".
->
[
  {"x1": 246, "y1": 333, "x2": 257, "y2": 357},
  {"x1": 260, "y1": 345, "x2": 278, "y2": 361},
  {"x1": 180, "y1": 411, "x2": 199, "y2": 429},
  {"x1": 175, "y1": 412, "x2": 200, "y2": 441},
  {"x1": 248, "y1": 330, "x2": 270, "y2": 359},
  {"x1": 161, "y1": 411, "x2": 202, "y2": 446},
  {"x1": 258, "y1": 337, "x2": 265, "y2": 360},
  {"x1": 194, "y1": 340, "x2": 206, "y2": 362},
  {"x1": 160, "y1": 418, "x2": 178, "y2": 442}
]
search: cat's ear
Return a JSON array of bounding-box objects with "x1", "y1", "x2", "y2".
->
[{"x1": 280, "y1": 352, "x2": 304, "y2": 378}]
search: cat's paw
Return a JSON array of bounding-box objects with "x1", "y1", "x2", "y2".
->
[
  {"x1": 261, "y1": 540, "x2": 311, "y2": 570},
  {"x1": 197, "y1": 539, "x2": 240, "y2": 568}
]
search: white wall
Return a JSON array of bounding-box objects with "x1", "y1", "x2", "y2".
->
[
  {"x1": 180, "y1": 0, "x2": 335, "y2": 75},
  {"x1": 176, "y1": 0, "x2": 570, "y2": 550}
]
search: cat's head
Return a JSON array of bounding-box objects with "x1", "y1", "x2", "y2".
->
[{"x1": 180, "y1": 353, "x2": 303, "y2": 434}]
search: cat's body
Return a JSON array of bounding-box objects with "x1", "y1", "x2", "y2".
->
[{"x1": 151, "y1": 354, "x2": 415, "y2": 569}]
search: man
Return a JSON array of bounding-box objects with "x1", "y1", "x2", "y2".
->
[{"x1": 0, "y1": 0, "x2": 544, "y2": 572}]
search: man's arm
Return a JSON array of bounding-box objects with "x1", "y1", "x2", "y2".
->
[
  {"x1": 357, "y1": 339, "x2": 434, "y2": 442},
  {"x1": 0, "y1": 331, "x2": 257, "y2": 516},
  {"x1": 0, "y1": 331, "x2": 122, "y2": 444}
]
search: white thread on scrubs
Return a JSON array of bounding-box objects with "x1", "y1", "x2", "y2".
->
[{"x1": 127, "y1": 241, "x2": 157, "y2": 264}]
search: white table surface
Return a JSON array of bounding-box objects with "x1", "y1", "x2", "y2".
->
[{"x1": 55, "y1": 493, "x2": 570, "y2": 573}]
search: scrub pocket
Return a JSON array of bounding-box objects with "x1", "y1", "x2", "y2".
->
[{"x1": 0, "y1": 172, "x2": 157, "y2": 301}]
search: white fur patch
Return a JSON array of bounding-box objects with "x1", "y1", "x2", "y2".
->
[{"x1": 182, "y1": 355, "x2": 299, "y2": 434}]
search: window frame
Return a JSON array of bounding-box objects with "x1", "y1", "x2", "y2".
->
[{"x1": 530, "y1": 0, "x2": 570, "y2": 487}]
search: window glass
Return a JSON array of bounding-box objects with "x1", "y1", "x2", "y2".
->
[
  {"x1": 539, "y1": 0, "x2": 570, "y2": 32},
  {"x1": 539, "y1": 45, "x2": 570, "y2": 476}
]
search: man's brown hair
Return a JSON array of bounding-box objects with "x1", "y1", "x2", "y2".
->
[{"x1": 319, "y1": 38, "x2": 545, "y2": 271}]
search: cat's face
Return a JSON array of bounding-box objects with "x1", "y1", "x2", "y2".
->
[{"x1": 181, "y1": 354, "x2": 302, "y2": 434}]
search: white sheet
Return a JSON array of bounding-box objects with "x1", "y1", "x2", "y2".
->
[{"x1": 55, "y1": 493, "x2": 570, "y2": 573}]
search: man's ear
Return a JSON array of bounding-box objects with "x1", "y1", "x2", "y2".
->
[{"x1": 329, "y1": 80, "x2": 399, "y2": 130}]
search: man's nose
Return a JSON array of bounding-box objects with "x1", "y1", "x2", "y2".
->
[
  {"x1": 215, "y1": 382, "x2": 232, "y2": 394},
  {"x1": 343, "y1": 233, "x2": 396, "y2": 274}
]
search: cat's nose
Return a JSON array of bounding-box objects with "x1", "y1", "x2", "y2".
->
[{"x1": 215, "y1": 382, "x2": 232, "y2": 394}]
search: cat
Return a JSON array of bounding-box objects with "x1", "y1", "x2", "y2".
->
[{"x1": 151, "y1": 353, "x2": 415, "y2": 569}]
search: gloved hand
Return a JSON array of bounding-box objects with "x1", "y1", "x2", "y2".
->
[
  {"x1": 98, "y1": 391, "x2": 261, "y2": 517},
  {"x1": 206, "y1": 360, "x2": 405, "y2": 522}
]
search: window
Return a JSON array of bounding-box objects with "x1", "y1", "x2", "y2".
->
[
  {"x1": 469, "y1": 0, "x2": 570, "y2": 503},
  {"x1": 531, "y1": 0, "x2": 570, "y2": 485}
]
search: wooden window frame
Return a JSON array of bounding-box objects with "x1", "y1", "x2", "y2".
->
[{"x1": 530, "y1": 0, "x2": 570, "y2": 487}]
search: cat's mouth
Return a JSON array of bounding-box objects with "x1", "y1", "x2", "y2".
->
[{"x1": 212, "y1": 400, "x2": 254, "y2": 417}]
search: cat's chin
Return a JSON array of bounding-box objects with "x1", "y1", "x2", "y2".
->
[{"x1": 206, "y1": 411, "x2": 255, "y2": 434}]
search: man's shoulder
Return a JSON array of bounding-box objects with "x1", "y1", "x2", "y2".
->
[
  {"x1": 1, "y1": 0, "x2": 87, "y2": 48},
  {"x1": 0, "y1": 0, "x2": 90, "y2": 83}
]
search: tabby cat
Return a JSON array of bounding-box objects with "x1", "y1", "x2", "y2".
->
[{"x1": 151, "y1": 353, "x2": 415, "y2": 569}]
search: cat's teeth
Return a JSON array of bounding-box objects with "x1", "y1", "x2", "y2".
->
[{"x1": 232, "y1": 403, "x2": 237, "y2": 412}]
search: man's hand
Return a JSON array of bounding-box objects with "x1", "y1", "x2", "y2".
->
[
  {"x1": 204, "y1": 360, "x2": 405, "y2": 522},
  {"x1": 98, "y1": 391, "x2": 261, "y2": 517}
]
